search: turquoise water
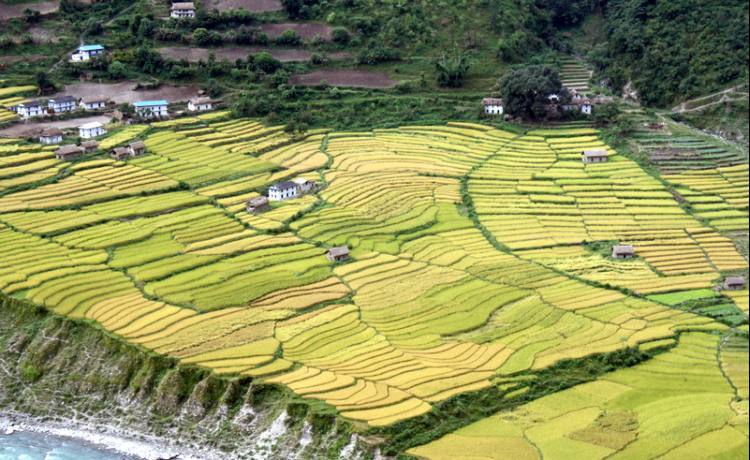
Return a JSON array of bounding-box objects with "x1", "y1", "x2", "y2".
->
[{"x1": 0, "y1": 431, "x2": 138, "y2": 460}]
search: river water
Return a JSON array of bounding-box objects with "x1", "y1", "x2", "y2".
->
[{"x1": 0, "y1": 431, "x2": 140, "y2": 460}]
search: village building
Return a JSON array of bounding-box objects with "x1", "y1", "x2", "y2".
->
[
  {"x1": 723, "y1": 276, "x2": 746, "y2": 291},
  {"x1": 81, "y1": 140, "x2": 99, "y2": 153},
  {"x1": 170, "y1": 2, "x2": 196, "y2": 18},
  {"x1": 48, "y1": 95, "x2": 77, "y2": 114},
  {"x1": 129, "y1": 140, "x2": 146, "y2": 156},
  {"x1": 292, "y1": 177, "x2": 317, "y2": 194},
  {"x1": 55, "y1": 144, "x2": 84, "y2": 161},
  {"x1": 482, "y1": 98, "x2": 504, "y2": 116},
  {"x1": 268, "y1": 181, "x2": 299, "y2": 201},
  {"x1": 78, "y1": 121, "x2": 106, "y2": 139},
  {"x1": 80, "y1": 96, "x2": 108, "y2": 111},
  {"x1": 327, "y1": 246, "x2": 351, "y2": 263},
  {"x1": 39, "y1": 128, "x2": 63, "y2": 145},
  {"x1": 246, "y1": 196, "x2": 270, "y2": 214},
  {"x1": 70, "y1": 44, "x2": 105, "y2": 62},
  {"x1": 582, "y1": 149, "x2": 609, "y2": 164},
  {"x1": 133, "y1": 100, "x2": 169, "y2": 119},
  {"x1": 612, "y1": 245, "x2": 636, "y2": 259},
  {"x1": 16, "y1": 100, "x2": 48, "y2": 119},
  {"x1": 111, "y1": 147, "x2": 131, "y2": 161},
  {"x1": 187, "y1": 97, "x2": 215, "y2": 112}
]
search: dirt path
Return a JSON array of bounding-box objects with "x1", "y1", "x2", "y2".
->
[{"x1": 671, "y1": 84, "x2": 749, "y2": 113}]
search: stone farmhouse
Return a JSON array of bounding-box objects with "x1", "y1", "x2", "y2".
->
[
  {"x1": 80, "y1": 96, "x2": 109, "y2": 111},
  {"x1": 48, "y1": 96, "x2": 77, "y2": 113},
  {"x1": 246, "y1": 196, "x2": 270, "y2": 214},
  {"x1": 292, "y1": 177, "x2": 318, "y2": 194},
  {"x1": 171, "y1": 2, "x2": 196, "y2": 18},
  {"x1": 612, "y1": 245, "x2": 635, "y2": 259},
  {"x1": 39, "y1": 128, "x2": 63, "y2": 145},
  {"x1": 482, "y1": 98, "x2": 504, "y2": 116},
  {"x1": 16, "y1": 100, "x2": 48, "y2": 119},
  {"x1": 129, "y1": 140, "x2": 146, "y2": 156},
  {"x1": 70, "y1": 44, "x2": 105, "y2": 62},
  {"x1": 111, "y1": 147, "x2": 131, "y2": 161},
  {"x1": 723, "y1": 276, "x2": 746, "y2": 291},
  {"x1": 79, "y1": 121, "x2": 107, "y2": 139},
  {"x1": 133, "y1": 100, "x2": 169, "y2": 119},
  {"x1": 268, "y1": 181, "x2": 299, "y2": 201},
  {"x1": 327, "y1": 246, "x2": 350, "y2": 262},
  {"x1": 582, "y1": 149, "x2": 609, "y2": 164},
  {"x1": 55, "y1": 144, "x2": 84, "y2": 161},
  {"x1": 81, "y1": 140, "x2": 99, "y2": 153},
  {"x1": 188, "y1": 97, "x2": 215, "y2": 112}
]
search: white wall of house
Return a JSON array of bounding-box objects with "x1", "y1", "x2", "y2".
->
[
  {"x1": 81, "y1": 101, "x2": 106, "y2": 110},
  {"x1": 268, "y1": 186, "x2": 299, "y2": 201},
  {"x1": 135, "y1": 105, "x2": 169, "y2": 118},
  {"x1": 581, "y1": 104, "x2": 592, "y2": 115},
  {"x1": 17, "y1": 105, "x2": 47, "y2": 119},
  {"x1": 49, "y1": 101, "x2": 76, "y2": 113},
  {"x1": 171, "y1": 9, "x2": 195, "y2": 18},
  {"x1": 188, "y1": 101, "x2": 212, "y2": 112},
  {"x1": 79, "y1": 125, "x2": 107, "y2": 139},
  {"x1": 39, "y1": 135, "x2": 62, "y2": 145},
  {"x1": 484, "y1": 104, "x2": 503, "y2": 115}
]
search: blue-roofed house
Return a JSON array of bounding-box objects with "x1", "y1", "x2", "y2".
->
[
  {"x1": 70, "y1": 44, "x2": 105, "y2": 62},
  {"x1": 133, "y1": 100, "x2": 169, "y2": 119}
]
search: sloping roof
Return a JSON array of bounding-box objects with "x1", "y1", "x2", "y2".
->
[
  {"x1": 81, "y1": 140, "x2": 99, "y2": 148},
  {"x1": 56, "y1": 145, "x2": 82, "y2": 155},
  {"x1": 582, "y1": 150, "x2": 609, "y2": 158},
  {"x1": 40, "y1": 127, "x2": 63, "y2": 137},
  {"x1": 612, "y1": 245, "x2": 635, "y2": 255},
  {"x1": 189, "y1": 96, "x2": 214, "y2": 105},
  {"x1": 271, "y1": 181, "x2": 297, "y2": 191},
  {"x1": 19, "y1": 100, "x2": 44, "y2": 108},
  {"x1": 79, "y1": 121, "x2": 104, "y2": 130},
  {"x1": 292, "y1": 177, "x2": 313, "y2": 185},
  {"x1": 328, "y1": 246, "x2": 350, "y2": 257},
  {"x1": 129, "y1": 140, "x2": 146, "y2": 150},
  {"x1": 81, "y1": 96, "x2": 108, "y2": 104},
  {"x1": 171, "y1": 2, "x2": 195, "y2": 9},
  {"x1": 49, "y1": 95, "x2": 77, "y2": 104},
  {"x1": 133, "y1": 100, "x2": 168, "y2": 108},
  {"x1": 78, "y1": 44, "x2": 104, "y2": 52},
  {"x1": 725, "y1": 276, "x2": 745, "y2": 285},
  {"x1": 247, "y1": 196, "x2": 269, "y2": 206},
  {"x1": 112, "y1": 147, "x2": 130, "y2": 157},
  {"x1": 482, "y1": 98, "x2": 503, "y2": 105}
]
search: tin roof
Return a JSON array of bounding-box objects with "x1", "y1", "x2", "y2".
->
[
  {"x1": 482, "y1": 98, "x2": 503, "y2": 105},
  {"x1": 78, "y1": 44, "x2": 105, "y2": 52},
  {"x1": 328, "y1": 246, "x2": 350, "y2": 257},
  {"x1": 582, "y1": 150, "x2": 609, "y2": 157},
  {"x1": 49, "y1": 95, "x2": 77, "y2": 104},
  {"x1": 133, "y1": 100, "x2": 168, "y2": 108},
  {"x1": 725, "y1": 276, "x2": 746, "y2": 285},
  {"x1": 171, "y1": 2, "x2": 196, "y2": 9},
  {"x1": 40, "y1": 128, "x2": 63, "y2": 137},
  {"x1": 613, "y1": 245, "x2": 635, "y2": 254},
  {"x1": 79, "y1": 121, "x2": 104, "y2": 130},
  {"x1": 56, "y1": 145, "x2": 83, "y2": 155},
  {"x1": 270, "y1": 181, "x2": 297, "y2": 191}
]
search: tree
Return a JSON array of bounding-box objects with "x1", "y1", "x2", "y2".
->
[
  {"x1": 331, "y1": 27, "x2": 350, "y2": 45},
  {"x1": 107, "y1": 61, "x2": 127, "y2": 79},
  {"x1": 253, "y1": 52, "x2": 281, "y2": 73},
  {"x1": 280, "y1": 0, "x2": 319, "y2": 20},
  {"x1": 435, "y1": 50, "x2": 470, "y2": 88},
  {"x1": 35, "y1": 71, "x2": 55, "y2": 94},
  {"x1": 499, "y1": 65, "x2": 564, "y2": 120}
]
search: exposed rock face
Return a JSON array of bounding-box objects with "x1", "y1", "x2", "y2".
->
[{"x1": 0, "y1": 296, "x2": 370, "y2": 459}]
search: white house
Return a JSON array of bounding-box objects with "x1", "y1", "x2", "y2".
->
[
  {"x1": 187, "y1": 97, "x2": 214, "y2": 112},
  {"x1": 582, "y1": 150, "x2": 609, "y2": 164},
  {"x1": 48, "y1": 95, "x2": 77, "y2": 113},
  {"x1": 268, "y1": 181, "x2": 299, "y2": 201},
  {"x1": 133, "y1": 100, "x2": 169, "y2": 119},
  {"x1": 39, "y1": 128, "x2": 63, "y2": 145},
  {"x1": 16, "y1": 100, "x2": 48, "y2": 119},
  {"x1": 482, "y1": 97, "x2": 503, "y2": 116},
  {"x1": 78, "y1": 121, "x2": 107, "y2": 139},
  {"x1": 80, "y1": 96, "x2": 108, "y2": 111},
  {"x1": 70, "y1": 44, "x2": 105, "y2": 62},
  {"x1": 170, "y1": 2, "x2": 196, "y2": 18}
]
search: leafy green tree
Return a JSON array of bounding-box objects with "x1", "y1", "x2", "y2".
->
[
  {"x1": 253, "y1": 52, "x2": 281, "y2": 73},
  {"x1": 435, "y1": 51, "x2": 470, "y2": 88},
  {"x1": 107, "y1": 61, "x2": 127, "y2": 79},
  {"x1": 276, "y1": 29, "x2": 302, "y2": 46},
  {"x1": 280, "y1": 0, "x2": 319, "y2": 19},
  {"x1": 331, "y1": 27, "x2": 350, "y2": 45},
  {"x1": 499, "y1": 65, "x2": 564, "y2": 120},
  {"x1": 35, "y1": 71, "x2": 55, "y2": 94}
]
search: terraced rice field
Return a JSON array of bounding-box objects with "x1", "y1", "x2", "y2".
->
[
  {"x1": 0, "y1": 120, "x2": 746, "y2": 439},
  {"x1": 409, "y1": 332, "x2": 749, "y2": 459}
]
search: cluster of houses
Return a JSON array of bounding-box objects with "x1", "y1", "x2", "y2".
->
[
  {"x1": 36, "y1": 121, "x2": 107, "y2": 144},
  {"x1": 483, "y1": 89, "x2": 615, "y2": 118},
  {"x1": 54, "y1": 140, "x2": 99, "y2": 161},
  {"x1": 12, "y1": 96, "x2": 216, "y2": 122},
  {"x1": 111, "y1": 141, "x2": 146, "y2": 160},
  {"x1": 14, "y1": 96, "x2": 109, "y2": 119}
]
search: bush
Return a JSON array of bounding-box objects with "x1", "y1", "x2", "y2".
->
[
  {"x1": 276, "y1": 29, "x2": 302, "y2": 46},
  {"x1": 435, "y1": 50, "x2": 470, "y2": 88},
  {"x1": 253, "y1": 52, "x2": 281, "y2": 73},
  {"x1": 107, "y1": 61, "x2": 128, "y2": 79},
  {"x1": 331, "y1": 27, "x2": 350, "y2": 45}
]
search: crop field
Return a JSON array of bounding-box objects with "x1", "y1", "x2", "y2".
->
[
  {"x1": 0, "y1": 120, "x2": 747, "y2": 441},
  {"x1": 408, "y1": 332, "x2": 749, "y2": 459}
]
